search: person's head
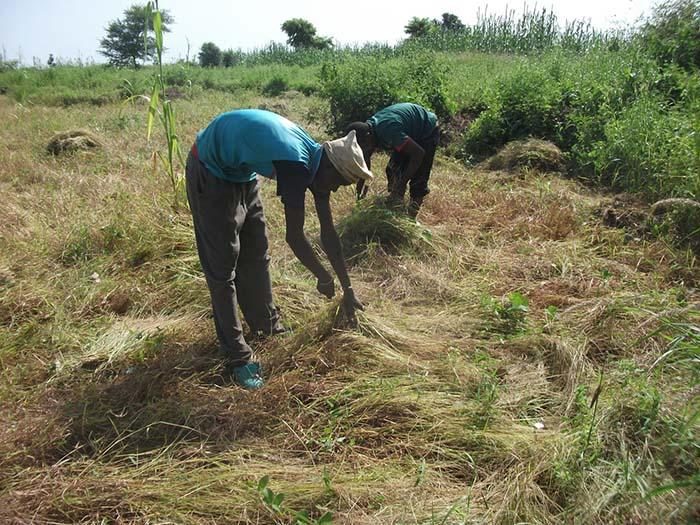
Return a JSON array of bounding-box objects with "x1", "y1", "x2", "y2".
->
[
  {"x1": 312, "y1": 130, "x2": 373, "y2": 194},
  {"x1": 345, "y1": 121, "x2": 375, "y2": 161}
]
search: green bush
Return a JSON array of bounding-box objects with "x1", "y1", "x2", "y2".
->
[
  {"x1": 262, "y1": 76, "x2": 289, "y2": 96},
  {"x1": 588, "y1": 96, "x2": 699, "y2": 198},
  {"x1": 319, "y1": 51, "x2": 452, "y2": 132},
  {"x1": 459, "y1": 48, "x2": 699, "y2": 201},
  {"x1": 639, "y1": 0, "x2": 700, "y2": 71}
]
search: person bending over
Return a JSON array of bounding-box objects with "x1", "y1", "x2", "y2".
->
[
  {"x1": 187, "y1": 109, "x2": 372, "y2": 389},
  {"x1": 347, "y1": 102, "x2": 440, "y2": 219}
]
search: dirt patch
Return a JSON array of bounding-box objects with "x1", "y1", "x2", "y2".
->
[
  {"x1": 528, "y1": 280, "x2": 583, "y2": 309},
  {"x1": 47, "y1": 129, "x2": 103, "y2": 155},
  {"x1": 483, "y1": 139, "x2": 564, "y2": 173}
]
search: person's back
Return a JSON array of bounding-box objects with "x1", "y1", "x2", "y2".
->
[
  {"x1": 348, "y1": 103, "x2": 440, "y2": 218},
  {"x1": 367, "y1": 103, "x2": 437, "y2": 150},
  {"x1": 195, "y1": 109, "x2": 322, "y2": 182}
]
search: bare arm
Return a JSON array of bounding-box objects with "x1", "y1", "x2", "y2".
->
[
  {"x1": 284, "y1": 203, "x2": 334, "y2": 290},
  {"x1": 313, "y1": 191, "x2": 351, "y2": 290},
  {"x1": 355, "y1": 156, "x2": 371, "y2": 200},
  {"x1": 313, "y1": 191, "x2": 364, "y2": 315}
]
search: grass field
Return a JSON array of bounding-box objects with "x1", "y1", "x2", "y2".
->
[
  {"x1": 1, "y1": 2, "x2": 699, "y2": 520},
  {"x1": 0, "y1": 77, "x2": 698, "y2": 523}
]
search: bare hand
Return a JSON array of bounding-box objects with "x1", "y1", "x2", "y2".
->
[{"x1": 342, "y1": 287, "x2": 364, "y2": 317}]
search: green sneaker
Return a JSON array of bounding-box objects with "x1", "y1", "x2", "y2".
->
[{"x1": 232, "y1": 362, "x2": 264, "y2": 390}]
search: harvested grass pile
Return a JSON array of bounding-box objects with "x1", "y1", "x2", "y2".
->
[
  {"x1": 484, "y1": 138, "x2": 564, "y2": 173},
  {"x1": 336, "y1": 198, "x2": 433, "y2": 260},
  {"x1": 47, "y1": 129, "x2": 103, "y2": 155}
]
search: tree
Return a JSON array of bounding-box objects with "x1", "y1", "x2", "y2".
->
[
  {"x1": 281, "y1": 18, "x2": 333, "y2": 50},
  {"x1": 438, "y1": 12, "x2": 465, "y2": 32},
  {"x1": 99, "y1": 4, "x2": 173, "y2": 68},
  {"x1": 404, "y1": 17, "x2": 432, "y2": 38},
  {"x1": 222, "y1": 49, "x2": 239, "y2": 67},
  {"x1": 198, "y1": 42, "x2": 222, "y2": 67}
]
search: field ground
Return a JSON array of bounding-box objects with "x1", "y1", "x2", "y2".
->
[{"x1": 0, "y1": 90, "x2": 698, "y2": 524}]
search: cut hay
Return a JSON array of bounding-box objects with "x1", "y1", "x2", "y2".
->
[
  {"x1": 47, "y1": 129, "x2": 103, "y2": 155},
  {"x1": 336, "y1": 198, "x2": 434, "y2": 261},
  {"x1": 483, "y1": 138, "x2": 564, "y2": 173},
  {"x1": 52, "y1": 316, "x2": 184, "y2": 378}
]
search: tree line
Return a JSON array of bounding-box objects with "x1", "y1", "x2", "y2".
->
[{"x1": 96, "y1": 4, "x2": 467, "y2": 68}]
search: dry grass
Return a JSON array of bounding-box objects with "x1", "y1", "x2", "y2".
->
[
  {"x1": 482, "y1": 138, "x2": 565, "y2": 173},
  {"x1": 46, "y1": 129, "x2": 104, "y2": 155},
  {"x1": 0, "y1": 92, "x2": 698, "y2": 524}
]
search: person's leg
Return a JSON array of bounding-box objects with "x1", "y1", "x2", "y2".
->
[
  {"x1": 234, "y1": 179, "x2": 283, "y2": 336},
  {"x1": 408, "y1": 126, "x2": 440, "y2": 218},
  {"x1": 185, "y1": 151, "x2": 252, "y2": 367}
]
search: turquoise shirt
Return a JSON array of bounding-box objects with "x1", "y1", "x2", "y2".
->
[
  {"x1": 367, "y1": 103, "x2": 437, "y2": 151},
  {"x1": 195, "y1": 109, "x2": 323, "y2": 183}
]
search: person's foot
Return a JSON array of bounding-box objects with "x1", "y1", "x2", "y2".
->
[
  {"x1": 231, "y1": 362, "x2": 264, "y2": 390},
  {"x1": 407, "y1": 196, "x2": 424, "y2": 219}
]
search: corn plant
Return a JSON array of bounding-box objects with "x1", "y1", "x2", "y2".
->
[{"x1": 145, "y1": 0, "x2": 185, "y2": 209}]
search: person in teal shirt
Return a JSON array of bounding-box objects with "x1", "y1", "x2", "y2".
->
[
  {"x1": 346, "y1": 103, "x2": 440, "y2": 218},
  {"x1": 187, "y1": 109, "x2": 372, "y2": 389}
]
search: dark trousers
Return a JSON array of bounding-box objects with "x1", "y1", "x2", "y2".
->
[
  {"x1": 386, "y1": 125, "x2": 440, "y2": 200},
  {"x1": 186, "y1": 151, "x2": 280, "y2": 367}
]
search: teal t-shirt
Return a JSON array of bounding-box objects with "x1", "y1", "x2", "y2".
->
[
  {"x1": 367, "y1": 103, "x2": 437, "y2": 151},
  {"x1": 195, "y1": 109, "x2": 323, "y2": 184}
]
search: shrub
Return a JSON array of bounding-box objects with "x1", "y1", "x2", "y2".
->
[
  {"x1": 262, "y1": 76, "x2": 289, "y2": 96},
  {"x1": 319, "y1": 51, "x2": 452, "y2": 132},
  {"x1": 459, "y1": 48, "x2": 699, "y2": 203},
  {"x1": 639, "y1": 0, "x2": 700, "y2": 71},
  {"x1": 222, "y1": 49, "x2": 241, "y2": 67},
  {"x1": 587, "y1": 96, "x2": 699, "y2": 198}
]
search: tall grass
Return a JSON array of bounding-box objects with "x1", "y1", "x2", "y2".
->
[{"x1": 404, "y1": 6, "x2": 625, "y2": 54}]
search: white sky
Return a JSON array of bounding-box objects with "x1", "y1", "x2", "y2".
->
[{"x1": 1, "y1": 0, "x2": 658, "y2": 64}]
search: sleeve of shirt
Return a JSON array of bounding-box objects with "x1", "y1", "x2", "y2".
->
[{"x1": 273, "y1": 160, "x2": 313, "y2": 209}]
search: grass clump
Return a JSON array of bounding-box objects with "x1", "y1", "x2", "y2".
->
[
  {"x1": 46, "y1": 129, "x2": 103, "y2": 155},
  {"x1": 483, "y1": 138, "x2": 564, "y2": 173},
  {"x1": 336, "y1": 198, "x2": 434, "y2": 261}
]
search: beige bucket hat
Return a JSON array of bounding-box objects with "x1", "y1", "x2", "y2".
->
[{"x1": 322, "y1": 130, "x2": 373, "y2": 184}]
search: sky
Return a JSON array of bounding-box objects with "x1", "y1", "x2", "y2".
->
[{"x1": 1, "y1": 0, "x2": 659, "y2": 65}]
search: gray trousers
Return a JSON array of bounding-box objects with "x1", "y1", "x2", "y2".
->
[{"x1": 186, "y1": 151, "x2": 280, "y2": 367}]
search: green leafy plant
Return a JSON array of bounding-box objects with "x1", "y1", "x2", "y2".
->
[
  {"x1": 484, "y1": 291, "x2": 530, "y2": 335},
  {"x1": 257, "y1": 476, "x2": 333, "y2": 524}
]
